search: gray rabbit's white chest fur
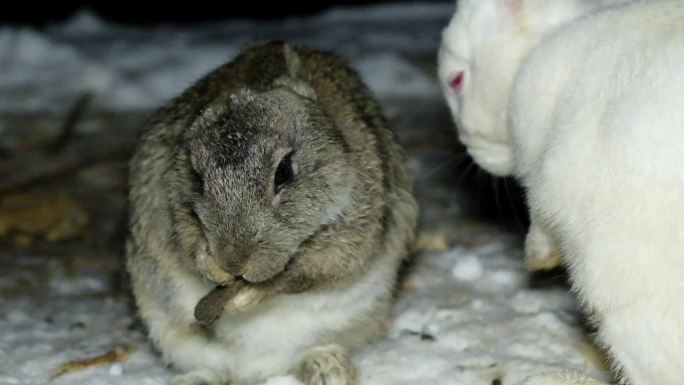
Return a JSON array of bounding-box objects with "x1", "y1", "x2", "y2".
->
[{"x1": 148, "y1": 252, "x2": 395, "y2": 384}]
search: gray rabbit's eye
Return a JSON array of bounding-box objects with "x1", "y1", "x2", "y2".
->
[{"x1": 274, "y1": 151, "x2": 294, "y2": 194}]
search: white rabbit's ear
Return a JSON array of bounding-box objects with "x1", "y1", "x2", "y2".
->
[
  {"x1": 464, "y1": 0, "x2": 525, "y2": 40},
  {"x1": 494, "y1": 0, "x2": 525, "y2": 31}
]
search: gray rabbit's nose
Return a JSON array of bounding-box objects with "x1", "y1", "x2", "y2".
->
[
  {"x1": 222, "y1": 260, "x2": 245, "y2": 277},
  {"x1": 211, "y1": 240, "x2": 253, "y2": 277}
]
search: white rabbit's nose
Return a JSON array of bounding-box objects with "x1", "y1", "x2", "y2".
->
[{"x1": 465, "y1": 143, "x2": 515, "y2": 177}]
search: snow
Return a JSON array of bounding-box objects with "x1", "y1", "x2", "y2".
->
[
  {"x1": 450, "y1": 250, "x2": 484, "y2": 281},
  {"x1": 0, "y1": 3, "x2": 611, "y2": 385},
  {"x1": 0, "y1": 3, "x2": 448, "y2": 116},
  {"x1": 0, "y1": 236, "x2": 608, "y2": 385},
  {"x1": 109, "y1": 364, "x2": 123, "y2": 376},
  {"x1": 361, "y1": 236, "x2": 606, "y2": 385}
]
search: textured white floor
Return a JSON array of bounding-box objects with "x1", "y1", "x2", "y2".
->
[
  {"x1": 0, "y1": 231, "x2": 608, "y2": 385},
  {"x1": 0, "y1": 4, "x2": 610, "y2": 385}
]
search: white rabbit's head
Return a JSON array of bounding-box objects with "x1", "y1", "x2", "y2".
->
[{"x1": 438, "y1": 0, "x2": 598, "y2": 176}]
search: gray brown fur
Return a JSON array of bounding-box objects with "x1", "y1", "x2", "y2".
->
[{"x1": 126, "y1": 41, "x2": 418, "y2": 385}]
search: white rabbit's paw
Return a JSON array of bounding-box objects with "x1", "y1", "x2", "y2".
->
[{"x1": 524, "y1": 223, "x2": 563, "y2": 271}]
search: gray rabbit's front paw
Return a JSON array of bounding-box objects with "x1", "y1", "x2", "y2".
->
[
  {"x1": 295, "y1": 345, "x2": 357, "y2": 385},
  {"x1": 196, "y1": 249, "x2": 235, "y2": 286},
  {"x1": 224, "y1": 286, "x2": 269, "y2": 313},
  {"x1": 195, "y1": 282, "x2": 271, "y2": 325}
]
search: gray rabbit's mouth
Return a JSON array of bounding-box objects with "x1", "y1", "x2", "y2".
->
[{"x1": 236, "y1": 251, "x2": 292, "y2": 283}]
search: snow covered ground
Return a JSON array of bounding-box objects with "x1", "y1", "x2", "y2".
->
[
  {"x1": 0, "y1": 4, "x2": 444, "y2": 115},
  {"x1": 0, "y1": 3, "x2": 611, "y2": 385}
]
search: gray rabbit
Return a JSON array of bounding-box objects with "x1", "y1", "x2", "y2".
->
[{"x1": 126, "y1": 42, "x2": 418, "y2": 385}]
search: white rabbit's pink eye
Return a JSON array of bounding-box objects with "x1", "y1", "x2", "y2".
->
[{"x1": 449, "y1": 71, "x2": 465, "y2": 92}]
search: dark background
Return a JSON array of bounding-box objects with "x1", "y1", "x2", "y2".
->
[
  {"x1": 0, "y1": 0, "x2": 527, "y2": 228},
  {"x1": 1, "y1": 1, "x2": 449, "y2": 25}
]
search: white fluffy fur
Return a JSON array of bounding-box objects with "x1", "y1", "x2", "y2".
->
[
  {"x1": 142, "y1": 252, "x2": 396, "y2": 385},
  {"x1": 439, "y1": 1, "x2": 684, "y2": 384}
]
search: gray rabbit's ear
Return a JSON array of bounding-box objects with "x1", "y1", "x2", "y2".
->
[
  {"x1": 284, "y1": 43, "x2": 301, "y2": 78},
  {"x1": 277, "y1": 44, "x2": 317, "y2": 100},
  {"x1": 275, "y1": 77, "x2": 317, "y2": 100}
]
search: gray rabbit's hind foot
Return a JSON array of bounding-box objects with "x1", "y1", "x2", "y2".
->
[
  {"x1": 168, "y1": 369, "x2": 229, "y2": 385},
  {"x1": 521, "y1": 372, "x2": 606, "y2": 385},
  {"x1": 295, "y1": 345, "x2": 358, "y2": 385}
]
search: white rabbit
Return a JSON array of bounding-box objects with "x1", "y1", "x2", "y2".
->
[{"x1": 438, "y1": 1, "x2": 684, "y2": 384}]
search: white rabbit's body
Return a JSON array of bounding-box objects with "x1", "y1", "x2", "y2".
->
[
  {"x1": 439, "y1": 1, "x2": 684, "y2": 384},
  {"x1": 517, "y1": 4, "x2": 684, "y2": 383}
]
